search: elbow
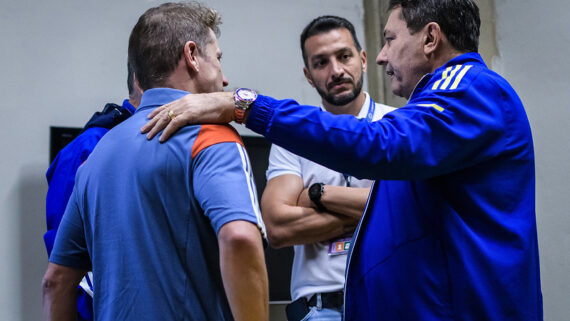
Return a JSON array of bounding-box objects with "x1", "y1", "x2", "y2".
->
[
  {"x1": 265, "y1": 225, "x2": 291, "y2": 249},
  {"x1": 219, "y1": 221, "x2": 264, "y2": 250},
  {"x1": 42, "y1": 263, "x2": 84, "y2": 300},
  {"x1": 42, "y1": 272, "x2": 62, "y2": 300}
]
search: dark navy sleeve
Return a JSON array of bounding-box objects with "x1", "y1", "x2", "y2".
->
[
  {"x1": 246, "y1": 66, "x2": 509, "y2": 181},
  {"x1": 191, "y1": 126, "x2": 266, "y2": 237},
  {"x1": 49, "y1": 186, "x2": 92, "y2": 270}
]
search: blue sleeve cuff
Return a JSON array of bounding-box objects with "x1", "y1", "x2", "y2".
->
[{"x1": 245, "y1": 95, "x2": 275, "y2": 136}]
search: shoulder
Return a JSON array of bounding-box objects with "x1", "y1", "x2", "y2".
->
[
  {"x1": 191, "y1": 124, "x2": 244, "y2": 159},
  {"x1": 267, "y1": 143, "x2": 302, "y2": 179},
  {"x1": 427, "y1": 63, "x2": 484, "y2": 95},
  {"x1": 59, "y1": 127, "x2": 109, "y2": 161}
]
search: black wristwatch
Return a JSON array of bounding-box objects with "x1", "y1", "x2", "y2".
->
[{"x1": 308, "y1": 182, "x2": 326, "y2": 212}]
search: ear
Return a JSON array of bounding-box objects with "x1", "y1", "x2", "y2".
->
[
  {"x1": 360, "y1": 49, "x2": 367, "y2": 73},
  {"x1": 184, "y1": 41, "x2": 200, "y2": 73},
  {"x1": 303, "y1": 67, "x2": 315, "y2": 88},
  {"x1": 423, "y1": 22, "x2": 442, "y2": 56}
]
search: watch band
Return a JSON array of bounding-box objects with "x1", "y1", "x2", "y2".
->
[
  {"x1": 233, "y1": 88, "x2": 257, "y2": 124},
  {"x1": 308, "y1": 182, "x2": 326, "y2": 212}
]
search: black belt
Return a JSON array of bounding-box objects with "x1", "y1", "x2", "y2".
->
[
  {"x1": 285, "y1": 291, "x2": 344, "y2": 321},
  {"x1": 307, "y1": 291, "x2": 344, "y2": 309}
]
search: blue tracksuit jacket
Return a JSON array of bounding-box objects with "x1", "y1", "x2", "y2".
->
[{"x1": 246, "y1": 52, "x2": 542, "y2": 320}]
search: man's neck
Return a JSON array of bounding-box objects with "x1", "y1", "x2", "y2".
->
[{"x1": 322, "y1": 91, "x2": 367, "y2": 116}]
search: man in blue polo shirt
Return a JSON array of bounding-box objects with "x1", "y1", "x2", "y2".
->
[
  {"x1": 142, "y1": 0, "x2": 542, "y2": 320},
  {"x1": 42, "y1": 2, "x2": 268, "y2": 321}
]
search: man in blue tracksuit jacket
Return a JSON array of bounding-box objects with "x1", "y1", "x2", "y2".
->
[
  {"x1": 44, "y1": 67, "x2": 141, "y2": 321},
  {"x1": 141, "y1": 0, "x2": 542, "y2": 320}
]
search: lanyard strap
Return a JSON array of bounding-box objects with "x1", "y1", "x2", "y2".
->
[
  {"x1": 365, "y1": 97, "x2": 376, "y2": 122},
  {"x1": 344, "y1": 98, "x2": 376, "y2": 187}
]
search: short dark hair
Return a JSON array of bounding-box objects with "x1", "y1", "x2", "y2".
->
[
  {"x1": 128, "y1": 2, "x2": 222, "y2": 91},
  {"x1": 389, "y1": 0, "x2": 480, "y2": 53},
  {"x1": 300, "y1": 15, "x2": 362, "y2": 68}
]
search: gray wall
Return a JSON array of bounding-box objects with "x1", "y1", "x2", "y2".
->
[
  {"x1": 493, "y1": 0, "x2": 570, "y2": 319},
  {"x1": 0, "y1": 0, "x2": 568, "y2": 320},
  {"x1": 0, "y1": 0, "x2": 364, "y2": 320}
]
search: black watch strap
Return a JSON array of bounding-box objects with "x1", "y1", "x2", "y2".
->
[{"x1": 308, "y1": 182, "x2": 326, "y2": 211}]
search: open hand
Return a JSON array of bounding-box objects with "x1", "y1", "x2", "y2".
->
[{"x1": 140, "y1": 91, "x2": 235, "y2": 142}]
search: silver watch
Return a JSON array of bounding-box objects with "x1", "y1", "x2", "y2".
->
[{"x1": 233, "y1": 88, "x2": 257, "y2": 124}]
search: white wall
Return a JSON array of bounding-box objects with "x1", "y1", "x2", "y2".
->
[
  {"x1": 0, "y1": 1, "x2": 365, "y2": 320},
  {"x1": 493, "y1": 0, "x2": 570, "y2": 319}
]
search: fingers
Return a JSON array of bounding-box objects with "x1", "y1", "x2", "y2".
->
[
  {"x1": 159, "y1": 116, "x2": 184, "y2": 143},
  {"x1": 144, "y1": 109, "x2": 172, "y2": 140},
  {"x1": 140, "y1": 106, "x2": 168, "y2": 134},
  {"x1": 140, "y1": 115, "x2": 159, "y2": 135},
  {"x1": 147, "y1": 104, "x2": 167, "y2": 119}
]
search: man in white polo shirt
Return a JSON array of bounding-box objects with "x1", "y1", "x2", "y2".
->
[{"x1": 260, "y1": 16, "x2": 394, "y2": 321}]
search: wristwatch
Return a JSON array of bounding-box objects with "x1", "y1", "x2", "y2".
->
[
  {"x1": 233, "y1": 88, "x2": 257, "y2": 124},
  {"x1": 308, "y1": 182, "x2": 326, "y2": 212}
]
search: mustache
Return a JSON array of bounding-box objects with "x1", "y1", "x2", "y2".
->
[{"x1": 327, "y1": 77, "x2": 353, "y2": 90}]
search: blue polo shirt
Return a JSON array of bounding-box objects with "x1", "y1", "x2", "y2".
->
[{"x1": 51, "y1": 88, "x2": 265, "y2": 320}]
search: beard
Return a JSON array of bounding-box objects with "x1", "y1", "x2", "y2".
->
[{"x1": 315, "y1": 73, "x2": 364, "y2": 106}]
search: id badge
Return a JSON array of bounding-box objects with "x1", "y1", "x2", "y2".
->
[{"x1": 328, "y1": 237, "x2": 351, "y2": 256}]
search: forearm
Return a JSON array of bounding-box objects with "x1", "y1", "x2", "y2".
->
[
  {"x1": 318, "y1": 185, "x2": 370, "y2": 219},
  {"x1": 42, "y1": 287, "x2": 77, "y2": 321},
  {"x1": 261, "y1": 203, "x2": 357, "y2": 248},
  {"x1": 219, "y1": 221, "x2": 268, "y2": 321},
  {"x1": 42, "y1": 263, "x2": 85, "y2": 321}
]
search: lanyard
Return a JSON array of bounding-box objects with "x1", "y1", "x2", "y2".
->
[
  {"x1": 344, "y1": 98, "x2": 376, "y2": 187},
  {"x1": 365, "y1": 96, "x2": 376, "y2": 122}
]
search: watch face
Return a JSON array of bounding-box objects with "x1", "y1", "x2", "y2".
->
[
  {"x1": 237, "y1": 88, "x2": 257, "y2": 101},
  {"x1": 309, "y1": 183, "x2": 322, "y2": 200}
]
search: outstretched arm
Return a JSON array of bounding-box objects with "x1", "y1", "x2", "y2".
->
[
  {"x1": 42, "y1": 263, "x2": 87, "y2": 321},
  {"x1": 261, "y1": 174, "x2": 360, "y2": 248},
  {"x1": 218, "y1": 220, "x2": 268, "y2": 321}
]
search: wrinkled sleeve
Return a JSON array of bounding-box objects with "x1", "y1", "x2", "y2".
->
[
  {"x1": 246, "y1": 72, "x2": 507, "y2": 180},
  {"x1": 49, "y1": 186, "x2": 92, "y2": 270}
]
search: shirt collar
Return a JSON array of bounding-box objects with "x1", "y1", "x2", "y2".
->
[
  {"x1": 434, "y1": 52, "x2": 486, "y2": 74},
  {"x1": 355, "y1": 92, "x2": 371, "y2": 120},
  {"x1": 409, "y1": 52, "x2": 486, "y2": 101},
  {"x1": 319, "y1": 91, "x2": 371, "y2": 120},
  {"x1": 137, "y1": 88, "x2": 191, "y2": 112},
  {"x1": 121, "y1": 99, "x2": 136, "y2": 114}
]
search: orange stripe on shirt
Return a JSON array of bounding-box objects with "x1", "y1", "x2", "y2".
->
[{"x1": 191, "y1": 124, "x2": 245, "y2": 159}]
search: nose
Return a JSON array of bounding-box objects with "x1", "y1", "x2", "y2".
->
[
  {"x1": 376, "y1": 45, "x2": 388, "y2": 66},
  {"x1": 222, "y1": 75, "x2": 229, "y2": 87},
  {"x1": 330, "y1": 58, "x2": 344, "y2": 79}
]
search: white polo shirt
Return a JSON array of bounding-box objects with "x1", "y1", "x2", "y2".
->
[{"x1": 266, "y1": 92, "x2": 395, "y2": 300}]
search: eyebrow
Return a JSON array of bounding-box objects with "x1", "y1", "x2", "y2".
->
[{"x1": 310, "y1": 47, "x2": 353, "y2": 61}]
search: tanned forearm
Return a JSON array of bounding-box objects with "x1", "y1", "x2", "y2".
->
[
  {"x1": 42, "y1": 263, "x2": 86, "y2": 321},
  {"x1": 218, "y1": 221, "x2": 268, "y2": 321},
  {"x1": 261, "y1": 175, "x2": 358, "y2": 248},
  {"x1": 261, "y1": 202, "x2": 357, "y2": 247},
  {"x1": 311, "y1": 185, "x2": 370, "y2": 219}
]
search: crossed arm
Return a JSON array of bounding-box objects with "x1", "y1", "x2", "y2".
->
[{"x1": 260, "y1": 174, "x2": 369, "y2": 248}]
